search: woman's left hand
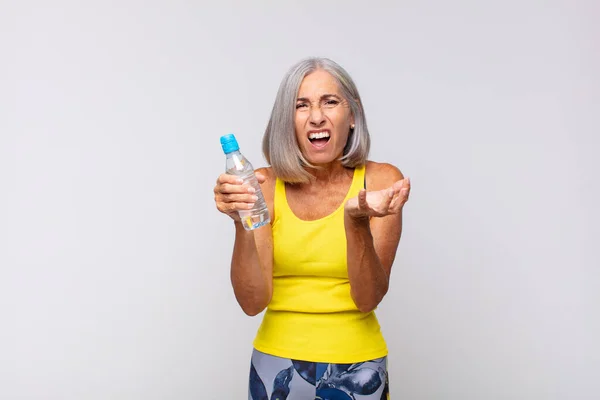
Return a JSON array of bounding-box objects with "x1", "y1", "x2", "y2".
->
[{"x1": 345, "y1": 177, "x2": 411, "y2": 220}]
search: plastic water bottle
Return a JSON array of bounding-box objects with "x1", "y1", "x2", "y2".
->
[{"x1": 220, "y1": 133, "x2": 270, "y2": 230}]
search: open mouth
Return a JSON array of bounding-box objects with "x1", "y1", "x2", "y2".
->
[{"x1": 308, "y1": 130, "x2": 330, "y2": 148}]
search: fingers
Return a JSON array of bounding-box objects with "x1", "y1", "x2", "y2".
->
[
  {"x1": 392, "y1": 177, "x2": 410, "y2": 191},
  {"x1": 390, "y1": 177, "x2": 410, "y2": 209},
  {"x1": 214, "y1": 173, "x2": 255, "y2": 195},
  {"x1": 215, "y1": 194, "x2": 257, "y2": 214},
  {"x1": 214, "y1": 173, "x2": 258, "y2": 217},
  {"x1": 358, "y1": 189, "x2": 369, "y2": 210},
  {"x1": 221, "y1": 193, "x2": 259, "y2": 203},
  {"x1": 215, "y1": 182, "x2": 255, "y2": 195},
  {"x1": 381, "y1": 187, "x2": 395, "y2": 211},
  {"x1": 216, "y1": 173, "x2": 243, "y2": 185},
  {"x1": 218, "y1": 201, "x2": 256, "y2": 214},
  {"x1": 401, "y1": 177, "x2": 411, "y2": 202}
]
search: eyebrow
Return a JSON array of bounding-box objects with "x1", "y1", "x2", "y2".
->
[{"x1": 296, "y1": 94, "x2": 342, "y2": 102}]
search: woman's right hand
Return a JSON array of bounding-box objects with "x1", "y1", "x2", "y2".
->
[{"x1": 213, "y1": 172, "x2": 266, "y2": 221}]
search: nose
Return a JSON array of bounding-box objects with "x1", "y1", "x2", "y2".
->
[{"x1": 309, "y1": 105, "x2": 325, "y2": 127}]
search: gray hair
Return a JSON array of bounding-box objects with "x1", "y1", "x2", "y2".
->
[{"x1": 262, "y1": 57, "x2": 371, "y2": 183}]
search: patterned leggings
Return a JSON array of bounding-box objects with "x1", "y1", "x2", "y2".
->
[{"x1": 249, "y1": 349, "x2": 389, "y2": 400}]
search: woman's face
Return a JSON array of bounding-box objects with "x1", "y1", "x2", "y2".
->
[{"x1": 294, "y1": 70, "x2": 354, "y2": 166}]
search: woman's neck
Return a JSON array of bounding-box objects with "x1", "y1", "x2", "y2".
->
[{"x1": 304, "y1": 161, "x2": 352, "y2": 186}]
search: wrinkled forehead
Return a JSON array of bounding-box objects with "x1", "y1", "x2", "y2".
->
[{"x1": 297, "y1": 69, "x2": 344, "y2": 99}]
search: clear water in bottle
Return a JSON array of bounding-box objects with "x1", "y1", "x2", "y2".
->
[
  {"x1": 221, "y1": 134, "x2": 270, "y2": 230},
  {"x1": 231, "y1": 170, "x2": 270, "y2": 230}
]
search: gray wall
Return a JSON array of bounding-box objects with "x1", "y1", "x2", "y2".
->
[{"x1": 1, "y1": 1, "x2": 598, "y2": 399}]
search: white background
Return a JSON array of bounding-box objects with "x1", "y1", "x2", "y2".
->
[{"x1": 1, "y1": 1, "x2": 599, "y2": 399}]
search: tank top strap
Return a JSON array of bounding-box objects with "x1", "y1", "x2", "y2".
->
[
  {"x1": 273, "y1": 176, "x2": 288, "y2": 224},
  {"x1": 349, "y1": 164, "x2": 366, "y2": 196}
]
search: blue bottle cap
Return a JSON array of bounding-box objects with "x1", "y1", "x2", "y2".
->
[{"x1": 220, "y1": 133, "x2": 240, "y2": 154}]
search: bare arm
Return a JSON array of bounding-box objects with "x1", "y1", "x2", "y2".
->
[
  {"x1": 344, "y1": 163, "x2": 410, "y2": 313},
  {"x1": 214, "y1": 169, "x2": 275, "y2": 316},
  {"x1": 230, "y1": 221, "x2": 273, "y2": 315}
]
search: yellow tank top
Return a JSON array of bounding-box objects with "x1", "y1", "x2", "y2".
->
[{"x1": 253, "y1": 165, "x2": 388, "y2": 363}]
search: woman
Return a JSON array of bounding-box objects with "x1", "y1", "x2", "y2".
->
[{"x1": 214, "y1": 58, "x2": 410, "y2": 400}]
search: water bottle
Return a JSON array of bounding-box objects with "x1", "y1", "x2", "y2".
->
[{"x1": 220, "y1": 133, "x2": 270, "y2": 230}]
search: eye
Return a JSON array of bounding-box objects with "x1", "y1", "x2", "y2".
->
[
  {"x1": 296, "y1": 103, "x2": 308, "y2": 109},
  {"x1": 323, "y1": 99, "x2": 339, "y2": 107}
]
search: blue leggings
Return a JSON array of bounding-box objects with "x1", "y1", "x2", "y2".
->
[{"x1": 249, "y1": 349, "x2": 389, "y2": 400}]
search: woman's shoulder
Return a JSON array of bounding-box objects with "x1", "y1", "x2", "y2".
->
[{"x1": 364, "y1": 161, "x2": 404, "y2": 191}]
